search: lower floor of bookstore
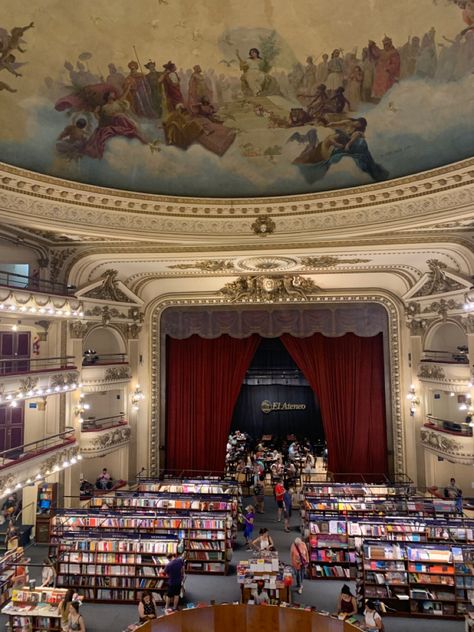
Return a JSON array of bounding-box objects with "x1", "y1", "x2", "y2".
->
[{"x1": 0, "y1": 497, "x2": 467, "y2": 632}]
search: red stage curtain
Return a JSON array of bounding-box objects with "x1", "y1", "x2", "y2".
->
[
  {"x1": 165, "y1": 334, "x2": 260, "y2": 472},
  {"x1": 281, "y1": 333, "x2": 387, "y2": 477}
]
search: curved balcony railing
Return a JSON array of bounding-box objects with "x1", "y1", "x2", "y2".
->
[
  {"x1": 82, "y1": 352, "x2": 127, "y2": 366},
  {"x1": 0, "y1": 426, "x2": 76, "y2": 468},
  {"x1": 0, "y1": 355, "x2": 76, "y2": 376},
  {"x1": 0, "y1": 269, "x2": 75, "y2": 296},
  {"x1": 425, "y1": 414, "x2": 473, "y2": 437},
  {"x1": 421, "y1": 349, "x2": 469, "y2": 364},
  {"x1": 81, "y1": 415, "x2": 127, "y2": 432}
]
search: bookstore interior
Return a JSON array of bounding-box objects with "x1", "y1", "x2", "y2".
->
[{"x1": 2, "y1": 1, "x2": 474, "y2": 631}]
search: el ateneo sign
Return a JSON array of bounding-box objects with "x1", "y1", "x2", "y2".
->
[{"x1": 261, "y1": 400, "x2": 307, "y2": 414}]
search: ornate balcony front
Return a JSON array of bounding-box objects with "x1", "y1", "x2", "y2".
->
[
  {"x1": 417, "y1": 360, "x2": 471, "y2": 392},
  {"x1": 80, "y1": 416, "x2": 131, "y2": 457},
  {"x1": 420, "y1": 421, "x2": 474, "y2": 465},
  {"x1": 0, "y1": 357, "x2": 79, "y2": 405},
  {"x1": 0, "y1": 427, "x2": 79, "y2": 495},
  {"x1": 80, "y1": 354, "x2": 130, "y2": 391}
]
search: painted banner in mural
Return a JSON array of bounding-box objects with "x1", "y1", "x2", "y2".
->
[{"x1": 0, "y1": 0, "x2": 473, "y2": 197}]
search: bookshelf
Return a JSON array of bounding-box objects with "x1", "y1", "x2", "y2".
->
[
  {"x1": 52, "y1": 534, "x2": 180, "y2": 603},
  {"x1": 1, "y1": 586, "x2": 67, "y2": 632},
  {"x1": 305, "y1": 515, "x2": 474, "y2": 580},
  {"x1": 359, "y1": 540, "x2": 474, "y2": 619},
  {"x1": 0, "y1": 548, "x2": 25, "y2": 607},
  {"x1": 50, "y1": 508, "x2": 232, "y2": 575}
]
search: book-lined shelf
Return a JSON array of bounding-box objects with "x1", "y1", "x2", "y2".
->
[
  {"x1": 50, "y1": 508, "x2": 233, "y2": 575},
  {"x1": 1, "y1": 587, "x2": 67, "y2": 632},
  {"x1": 0, "y1": 548, "x2": 25, "y2": 607},
  {"x1": 51, "y1": 534, "x2": 180, "y2": 603},
  {"x1": 358, "y1": 540, "x2": 474, "y2": 619}
]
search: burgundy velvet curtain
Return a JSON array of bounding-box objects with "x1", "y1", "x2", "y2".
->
[
  {"x1": 281, "y1": 333, "x2": 388, "y2": 477},
  {"x1": 165, "y1": 334, "x2": 260, "y2": 472}
]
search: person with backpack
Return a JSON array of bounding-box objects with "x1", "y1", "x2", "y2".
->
[{"x1": 290, "y1": 537, "x2": 309, "y2": 594}]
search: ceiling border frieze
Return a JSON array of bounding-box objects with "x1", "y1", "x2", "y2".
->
[{"x1": 1, "y1": 161, "x2": 474, "y2": 241}]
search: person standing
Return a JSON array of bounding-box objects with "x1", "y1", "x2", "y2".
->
[
  {"x1": 283, "y1": 486, "x2": 292, "y2": 533},
  {"x1": 41, "y1": 558, "x2": 56, "y2": 587},
  {"x1": 290, "y1": 537, "x2": 309, "y2": 595},
  {"x1": 274, "y1": 479, "x2": 285, "y2": 522},
  {"x1": 67, "y1": 602, "x2": 86, "y2": 632},
  {"x1": 243, "y1": 504, "x2": 255, "y2": 547},
  {"x1": 164, "y1": 553, "x2": 184, "y2": 612}
]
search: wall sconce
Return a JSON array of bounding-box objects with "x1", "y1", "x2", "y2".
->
[
  {"x1": 131, "y1": 385, "x2": 145, "y2": 412},
  {"x1": 73, "y1": 397, "x2": 90, "y2": 423},
  {"x1": 407, "y1": 384, "x2": 420, "y2": 416}
]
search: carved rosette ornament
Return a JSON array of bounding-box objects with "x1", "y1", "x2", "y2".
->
[
  {"x1": 220, "y1": 274, "x2": 320, "y2": 302},
  {"x1": 251, "y1": 215, "x2": 275, "y2": 236}
]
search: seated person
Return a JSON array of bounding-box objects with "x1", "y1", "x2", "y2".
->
[
  {"x1": 336, "y1": 584, "x2": 357, "y2": 618},
  {"x1": 96, "y1": 468, "x2": 113, "y2": 490},
  {"x1": 251, "y1": 579, "x2": 270, "y2": 605},
  {"x1": 138, "y1": 590, "x2": 157, "y2": 623},
  {"x1": 79, "y1": 478, "x2": 94, "y2": 496},
  {"x1": 445, "y1": 477, "x2": 461, "y2": 499}
]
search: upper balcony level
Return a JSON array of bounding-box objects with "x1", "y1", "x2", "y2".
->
[
  {"x1": 81, "y1": 353, "x2": 130, "y2": 390},
  {"x1": 421, "y1": 415, "x2": 474, "y2": 465},
  {"x1": 0, "y1": 356, "x2": 79, "y2": 404},
  {"x1": 0, "y1": 269, "x2": 83, "y2": 320},
  {"x1": 0, "y1": 427, "x2": 80, "y2": 494},
  {"x1": 80, "y1": 415, "x2": 130, "y2": 458},
  {"x1": 421, "y1": 348, "x2": 469, "y2": 365}
]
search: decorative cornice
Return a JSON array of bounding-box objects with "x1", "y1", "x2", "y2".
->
[{"x1": 1, "y1": 160, "x2": 474, "y2": 241}]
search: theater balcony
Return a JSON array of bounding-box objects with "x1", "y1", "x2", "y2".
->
[
  {"x1": 80, "y1": 353, "x2": 130, "y2": 391},
  {"x1": 79, "y1": 415, "x2": 131, "y2": 458},
  {"x1": 0, "y1": 269, "x2": 83, "y2": 320},
  {"x1": 417, "y1": 355, "x2": 470, "y2": 391},
  {"x1": 0, "y1": 356, "x2": 80, "y2": 405},
  {"x1": 420, "y1": 416, "x2": 474, "y2": 465},
  {"x1": 0, "y1": 427, "x2": 79, "y2": 493}
]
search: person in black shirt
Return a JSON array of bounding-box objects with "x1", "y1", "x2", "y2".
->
[{"x1": 164, "y1": 553, "x2": 184, "y2": 612}]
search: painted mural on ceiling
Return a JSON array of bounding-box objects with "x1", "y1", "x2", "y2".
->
[{"x1": 0, "y1": 0, "x2": 473, "y2": 198}]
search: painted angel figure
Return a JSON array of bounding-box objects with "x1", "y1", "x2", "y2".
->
[{"x1": 0, "y1": 22, "x2": 34, "y2": 59}]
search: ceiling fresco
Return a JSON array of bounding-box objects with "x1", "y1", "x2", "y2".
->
[{"x1": 0, "y1": 0, "x2": 473, "y2": 198}]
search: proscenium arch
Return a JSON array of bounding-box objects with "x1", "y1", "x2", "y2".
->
[{"x1": 147, "y1": 291, "x2": 406, "y2": 478}]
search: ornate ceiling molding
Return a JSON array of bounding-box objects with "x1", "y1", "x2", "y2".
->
[{"x1": 1, "y1": 160, "x2": 474, "y2": 242}]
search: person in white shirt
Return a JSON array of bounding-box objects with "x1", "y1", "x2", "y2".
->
[
  {"x1": 361, "y1": 600, "x2": 384, "y2": 631},
  {"x1": 41, "y1": 558, "x2": 56, "y2": 587}
]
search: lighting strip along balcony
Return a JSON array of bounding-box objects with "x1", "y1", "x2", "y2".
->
[
  {"x1": 0, "y1": 380, "x2": 82, "y2": 407},
  {"x1": 0, "y1": 290, "x2": 83, "y2": 318}
]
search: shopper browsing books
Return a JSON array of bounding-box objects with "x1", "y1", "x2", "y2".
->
[
  {"x1": 243, "y1": 505, "x2": 255, "y2": 547},
  {"x1": 164, "y1": 553, "x2": 184, "y2": 612},
  {"x1": 67, "y1": 601, "x2": 86, "y2": 632},
  {"x1": 361, "y1": 600, "x2": 384, "y2": 631},
  {"x1": 58, "y1": 589, "x2": 75, "y2": 632},
  {"x1": 250, "y1": 528, "x2": 275, "y2": 552},
  {"x1": 41, "y1": 558, "x2": 57, "y2": 587},
  {"x1": 274, "y1": 480, "x2": 285, "y2": 522},
  {"x1": 283, "y1": 485, "x2": 292, "y2": 533},
  {"x1": 290, "y1": 537, "x2": 309, "y2": 595},
  {"x1": 138, "y1": 590, "x2": 157, "y2": 623},
  {"x1": 335, "y1": 584, "x2": 357, "y2": 619}
]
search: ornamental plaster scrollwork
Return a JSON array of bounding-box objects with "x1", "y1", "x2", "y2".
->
[
  {"x1": 420, "y1": 428, "x2": 474, "y2": 464},
  {"x1": 104, "y1": 366, "x2": 130, "y2": 381},
  {"x1": 220, "y1": 274, "x2": 320, "y2": 302},
  {"x1": 82, "y1": 269, "x2": 133, "y2": 303},
  {"x1": 1, "y1": 161, "x2": 474, "y2": 239},
  {"x1": 69, "y1": 321, "x2": 91, "y2": 339},
  {"x1": 149, "y1": 292, "x2": 404, "y2": 478},
  {"x1": 80, "y1": 425, "x2": 131, "y2": 457},
  {"x1": 417, "y1": 364, "x2": 446, "y2": 380},
  {"x1": 413, "y1": 260, "x2": 465, "y2": 297}
]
